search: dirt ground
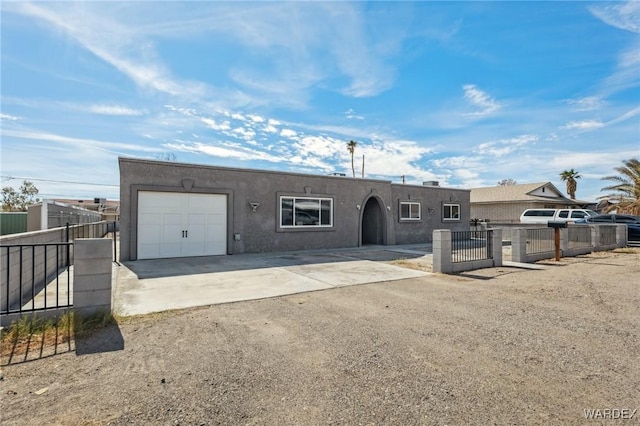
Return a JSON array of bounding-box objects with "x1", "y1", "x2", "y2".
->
[{"x1": 1, "y1": 249, "x2": 639, "y2": 425}]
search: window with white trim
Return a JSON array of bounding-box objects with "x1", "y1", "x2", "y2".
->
[
  {"x1": 280, "y1": 196, "x2": 333, "y2": 228},
  {"x1": 400, "y1": 201, "x2": 421, "y2": 220},
  {"x1": 443, "y1": 203, "x2": 460, "y2": 221}
]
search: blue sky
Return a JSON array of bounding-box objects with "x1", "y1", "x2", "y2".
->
[{"x1": 1, "y1": 1, "x2": 639, "y2": 202}]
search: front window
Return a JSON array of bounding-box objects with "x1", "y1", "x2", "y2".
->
[
  {"x1": 443, "y1": 203, "x2": 460, "y2": 221},
  {"x1": 280, "y1": 197, "x2": 332, "y2": 228},
  {"x1": 400, "y1": 202, "x2": 421, "y2": 220}
]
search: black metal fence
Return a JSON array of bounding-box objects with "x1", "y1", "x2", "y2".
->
[
  {"x1": 451, "y1": 230, "x2": 493, "y2": 263},
  {"x1": 526, "y1": 228, "x2": 554, "y2": 255},
  {"x1": 1, "y1": 242, "x2": 73, "y2": 314},
  {"x1": 65, "y1": 221, "x2": 110, "y2": 241},
  {"x1": 65, "y1": 221, "x2": 118, "y2": 262},
  {"x1": 1, "y1": 221, "x2": 118, "y2": 315}
]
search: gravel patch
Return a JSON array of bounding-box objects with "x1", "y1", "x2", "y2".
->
[{"x1": 1, "y1": 250, "x2": 638, "y2": 425}]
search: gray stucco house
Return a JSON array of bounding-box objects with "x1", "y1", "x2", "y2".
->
[{"x1": 119, "y1": 158, "x2": 470, "y2": 261}]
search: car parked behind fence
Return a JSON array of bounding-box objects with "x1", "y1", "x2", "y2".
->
[
  {"x1": 574, "y1": 214, "x2": 640, "y2": 242},
  {"x1": 519, "y1": 208, "x2": 598, "y2": 224}
]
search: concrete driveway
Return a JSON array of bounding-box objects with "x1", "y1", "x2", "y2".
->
[{"x1": 113, "y1": 245, "x2": 432, "y2": 316}]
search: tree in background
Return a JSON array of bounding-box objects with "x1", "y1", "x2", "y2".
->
[
  {"x1": 497, "y1": 178, "x2": 517, "y2": 186},
  {"x1": 347, "y1": 140, "x2": 357, "y2": 178},
  {"x1": 2, "y1": 180, "x2": 40, "y2": 211},
  {"x1": 560, "y1": 169, "x2": 581, "y2": 199},
  {"x1": 598, "y1": 158, "x2": 640, "y2": 215}
]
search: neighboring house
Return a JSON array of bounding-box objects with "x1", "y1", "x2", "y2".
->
[
  {"x1": 470, "y1": 182, "x2": 589, "y2": 224},
  {"x1": 119, "y1": 158, "x2": 470, "y2": 261},
  {"x1": 53, "y1": 198, "x2": 120, "y2": 222},
  {"x1": 27, "y1": 200, "x2": 104, "y2": 231}
]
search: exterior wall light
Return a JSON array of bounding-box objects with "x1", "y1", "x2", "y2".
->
[
  {"x1": 249, "y1": 202, "x2": 260, "y2": 212},
  {"x1": 356, "y1": 204, "x2": 361, "y2": 210}
]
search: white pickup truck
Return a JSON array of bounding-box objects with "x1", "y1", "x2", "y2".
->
[{"x1": 519, "y1": 208, "x2": 598, "y2": 224}]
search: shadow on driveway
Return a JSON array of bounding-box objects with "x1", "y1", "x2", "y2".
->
[{"x1": 123, "y1": 245, "x2": 433, "y2": 279}]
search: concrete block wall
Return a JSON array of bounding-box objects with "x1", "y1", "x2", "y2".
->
[
  {"x1": 73, "y1": 239, "x2": 112, "y2": 316},
  {"x1": 591, "y1": 225, "x2": 617, "y2": 251},
  {"x1": 616, "y1": 224, "x2": 628, "y2": 247},
  {"x1": 432, "y1": 230, "x2": 452, "y2": 273},
  {"x1": 510, "y1": 225, "x2": 628, "y2": 263},
  {"x1": 511, "y1": 228, "x2": 555, "y2": 263},
  {"x1": 562, "y1": 226, "x2": 593, "y2": 257},
  {"x1": 433, "y1": 229, "x2": 502, "y2": 274},
  {"x1": 0, "y1": 239, "x2": 113, "y2": 327},
  {"x1": 1, "y1": 227, "x2": 70, "y2": 312}
]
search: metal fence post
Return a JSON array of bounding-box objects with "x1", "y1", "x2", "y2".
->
[{"x1": 65, "y1": 222, "x2": 71, "y2": 266}]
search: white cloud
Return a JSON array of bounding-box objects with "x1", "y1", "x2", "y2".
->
[
  {"x1": 452, "y1": 168, "x2": 483, "y2": 188},
  {"x1": 357, "y1": 139, "x2": 434, "y2": 181},
  {"x1": 293, "y1": 136, "x2": 344, "y2": 159},
  {"x1": 89, "y1": 104, "x2": 146, "y2": 116},
  {"x1": 345, "y1": 109, "x2": 364, "y2": 120},
  {"x1": 0, "y1": 113, "x2": 21, "y2": 121},
  {"x1": 230, "y1": 127, "x2": 256, "y2": 141},
  {"x1": 565, "y1": 97, "x2": 606, "y2": 112},
  {"x1": 2, "y1": 128, "x2": 164, "y2": 155},
  {"x1": 599, "y1": 47, "x2": 640, "y2": 96},
  {"x1": 164, "y1": 141, "x2": 285, "y2": 163},
  {"x1": 280, "y1": 129, "x2": 298, "y2": 139},
  {"x1": 246, "y1": 114, "x2": 265, "y2": 123},
  {"x1": 606, "y1": 105, "x2": 640, "y2": 126},
  {"x1": 561, "y1": 120, "x2": 605, "y2": 131},
  {"x1": 200, "y1": 117, "x2": 231, "y2": 131},
  {"x1": 462, "y1": 84, "x2": 502, "y2": 117},
  {"x1": 474, "y1": 135, "x2": 538, "y2": 157},
  {"x1": 262, "y1": 122, "x2": 279, "y2": 134},
  {"x1": 15, "y1": 3, "x2": 208, "y2": 99},
  {"x1": 589, "y1": 1, "x2": 640, "y2": 33}
]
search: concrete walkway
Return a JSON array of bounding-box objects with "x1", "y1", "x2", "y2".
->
[{"x1": 113, "y1": 245, "x2": 433, "y2": 316}]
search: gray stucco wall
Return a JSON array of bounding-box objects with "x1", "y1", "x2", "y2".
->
[
  {"x1": 119, "y1": 158, "x2": 470, "y2": 260},
  {"x1": 391, "y1": 184, "x2": 469, "y2": 244}
]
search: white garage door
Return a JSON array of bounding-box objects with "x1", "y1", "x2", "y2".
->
[{"x1": 137, "y1": 192, "x2": 227, "y2": 259}]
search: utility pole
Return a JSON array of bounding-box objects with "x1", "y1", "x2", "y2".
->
[
  {"x1": 401, "y1": 175, "x2": 406, "y2": 184},
  {"x1": 361, "y1": 155, "x2": 365, "y2": 178}
]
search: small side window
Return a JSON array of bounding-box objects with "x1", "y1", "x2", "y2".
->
[
  {"x1": 557, "y1": 210, "x2": 569, "y2": 218},
  {"x1": 400, "y1": 202, "x2": 421, "y2": 221},
  {"x1": 443, "y1": 204, "x2": 460, "y2": 221}
]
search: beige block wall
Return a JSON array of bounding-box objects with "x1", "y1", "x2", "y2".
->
[{"x1": 471, "y1": 202, "x2": 567, "y2": 223}]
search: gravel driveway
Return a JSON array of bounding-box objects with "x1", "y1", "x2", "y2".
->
[{"x1": 2, "y1": 249, "x2": 639, "y2": 425}]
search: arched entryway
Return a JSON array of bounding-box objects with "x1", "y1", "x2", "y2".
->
[{"x1": 361, "y1": 197, "x2": 386, "y2": 245}]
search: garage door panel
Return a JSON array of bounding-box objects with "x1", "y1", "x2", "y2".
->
[
  {"x1": 137, "y1": 192, "x2": 227, "y2": 259},
  {"x1": 160, "y1": 242, "x2": 182, "y2": 258}
]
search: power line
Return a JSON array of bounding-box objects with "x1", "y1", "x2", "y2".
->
[{"x1": 1, "y1": 176, "x2": 118, "y2": 187}]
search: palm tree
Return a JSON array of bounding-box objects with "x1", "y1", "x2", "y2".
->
[
  {"x1": 598, "y1": 158, "x2": 640, "y2": 215},
  {"x1": 560, "y1": 169, "x2": 581, "y2": 199},
  {"x1": 347, "y1": 140, "x2": 357, "y2": 178}
]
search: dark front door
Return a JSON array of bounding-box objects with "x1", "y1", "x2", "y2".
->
[{"x1": 361, "y1": 197, "x2": 384, "y2": 245}]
